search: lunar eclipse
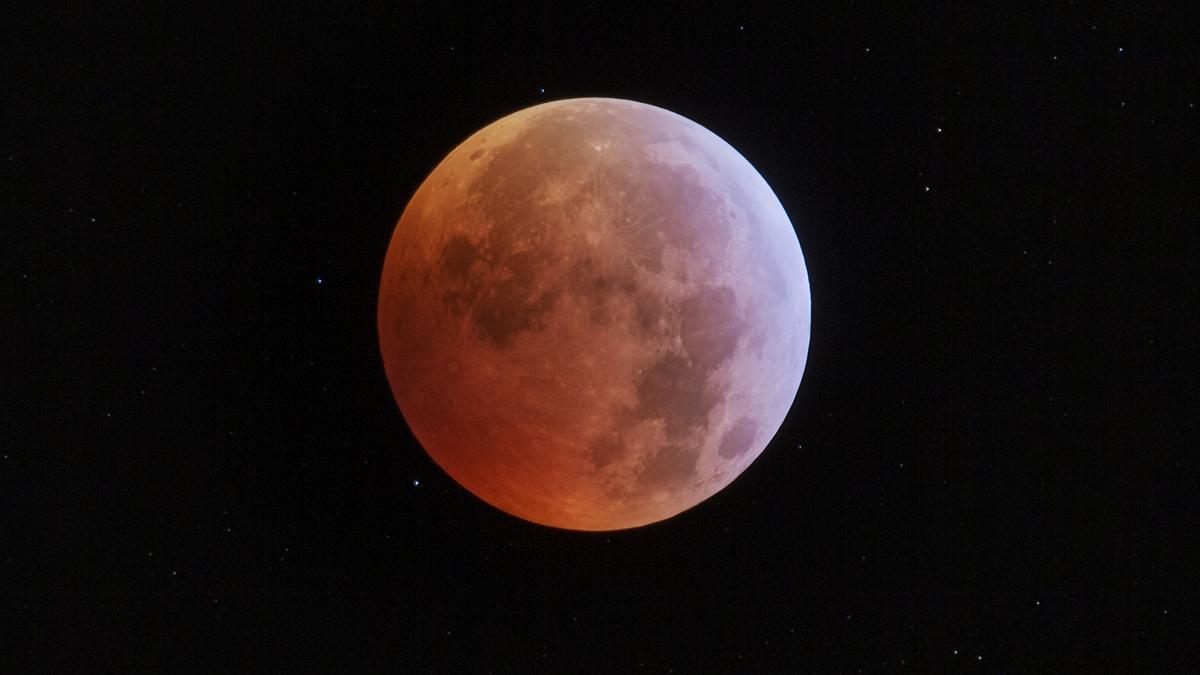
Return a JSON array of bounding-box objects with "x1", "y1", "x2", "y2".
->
[{"x1": 378, "y1": 98, "x2": 810, "y2": 530}]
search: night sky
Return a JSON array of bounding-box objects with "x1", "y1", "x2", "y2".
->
[{"x1": 7, "y1": 3, "x2": 1196, "y2": 670}]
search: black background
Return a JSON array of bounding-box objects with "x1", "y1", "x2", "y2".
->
[{"x1": 6, "y1": 3, "x2": 1196, "y2": 670}]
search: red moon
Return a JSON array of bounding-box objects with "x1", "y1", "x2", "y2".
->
[{"x1": 378, "y1": 98, "x2": 810, "y2": 530}]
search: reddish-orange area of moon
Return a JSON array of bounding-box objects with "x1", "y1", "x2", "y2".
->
[{"x1": 378, "y1": 98, "x2": 810, "y2": 530}]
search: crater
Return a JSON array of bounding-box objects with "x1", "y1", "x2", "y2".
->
[
  {"x1": 679, "y1": 285, "x2": 742, "y2": 367},
  {"x1": 566, "y1": 257, "x2": 645, "y2": 329},
  {"x1": 442, "y1": 288, "x2": 473, "y2": 316},
  {"x1": 616, "y1": 162, "x2": 729, "y2": 254},
  {"x1": 589, "y1": 434, "x2": 625, "y2": 469},
  {"x1": 717, "y1": 416, "x2": 760, "y2": 460},
  {"x1": 638, "y1": 441, "x2": 700, "y2": 490},
  {"x1": 441, "y1": 235, "x2": 478, "y2": 279},
  {"x1": 636, "y1": 354, "x2": 721, "y2": 440},
  {"x1": 473, "y1": 284, "x2": 560, "y2": 349},
  {"x1": 634, "y1": 292, "x2": 662, "y2": 335}
]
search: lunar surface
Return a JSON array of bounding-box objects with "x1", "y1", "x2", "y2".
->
[{"x1": 378, "y1": 98, "x2": 810, "y2": 530}]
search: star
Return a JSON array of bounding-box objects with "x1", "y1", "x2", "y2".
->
[{"x1": 315, "y1": 276, "x2": 323, "y2": 285}]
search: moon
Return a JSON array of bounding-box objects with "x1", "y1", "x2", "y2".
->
[{"x1": 378, "y1": 98, "x2": 810, "y2": 531}]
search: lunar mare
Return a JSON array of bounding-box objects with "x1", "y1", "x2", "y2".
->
[{"x1": 378, "y1": 98, "x2": 810, "y2": 530}]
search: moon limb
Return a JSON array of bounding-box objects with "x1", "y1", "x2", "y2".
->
[{"x1": 378, "y1": 97, "x2": 810, "y2": 530}]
